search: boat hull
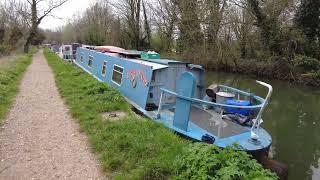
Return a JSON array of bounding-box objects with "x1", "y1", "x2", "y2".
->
[
  {"x1": 73, "y1": 46, "x2": 272, "y2": 152},
  {"x1": 128, "y1": 97, "x2": 272, "y2": 152}
]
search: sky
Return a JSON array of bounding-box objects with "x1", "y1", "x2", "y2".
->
[{"x1": 39, "y1": 0, "x2": 96, "y2": 30}]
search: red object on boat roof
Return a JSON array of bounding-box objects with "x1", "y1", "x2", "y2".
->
[{"x1": 95, "y1": 46, "x2": 125, "y2": 53}]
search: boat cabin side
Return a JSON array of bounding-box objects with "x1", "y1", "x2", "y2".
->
[
  {"x1": 75, "y1": 47, "x2": 154, "y2": 109},
  {"x1": 147, "y1": 61, "x2": 205, "y2": 110},
  {"x1": 75, "y1": 47, "x2": 205, "y2": 111},
  {"x1": 51, "y1": 44, "x2": 60, "y2": 54},
  {"x1": 59, "y1": 45, "x2": 73, "y2": 60},
  {"x1": 59, "y1": 43, "x2": 81, "y2": 60}
]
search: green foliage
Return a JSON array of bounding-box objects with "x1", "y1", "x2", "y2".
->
[
  {"x1": 30, "y1": 30, "x2": 46, "y2": 45},
  {"x1": 8, "y1": 26, "x2": 24, "y2": 46},
  {"x1": 176, "y1": 0, "x2": 203, "y2": 57},
  {"x1": 174, "y1": 143, "x2": 277, "y2": 180},
  {"x1": 247, "y1": 0, "x2": 282, "y2": 54},
  {"x1": 294, "y1": 55, "x2": 320, "y2": 72},
  {"x1": 44, "y1": 48, "x2": 277, "y2": 180},
  {"x1": 0, "y1": 48, "x2": 36, "y2": 124},
  {"x1": 295, "y1": 0, "x2": 320, "y2": 59},
  {"x1": 151, "y1": 32, "x2": 175, "y2": 53},
  {"x1": 314, "y1": 71, "x2": 320, "y2": 79},
  {"x1": 295, "y1": 0, "x2": 320, "y2": 41},
  {"x1": 302, "y1": 71, "x2": 320, "y2": 80},
  {"x1": 151, "y1": 35, "x2": 165, "y2": 52},
  {"x1": 62, "y1": 23, "x2": 76, "y2": 43},
  {"x1": 0, "y1": 44, "x2": 12, "y2": 56},
  {"x1": 87, "y1": 25, "x2": 106, "y2": 46},
  {"x1": 278, "y1": 28, "x2": 306, "y2": 60},
  {"x1": 161, "y1": 51, "x2": 183, "y2": 61}
]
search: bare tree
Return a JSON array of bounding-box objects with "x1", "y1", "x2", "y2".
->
[
  {"x1": 206, "y1": 0, "x2": 227, "y2": 46},
  {"x1": 150, "y1": 0, "x2": 178, "y2": 51},
  {"x1": 176, "y1": 0, "x2": 202, "y2": 60},
  {"x1": 23, "y1": 0, "x2": 68, "y2": 52},
  {"x1": 0, "y1": 3, "x2": 6, "y2": 43},
  {"x1": 112, "y1": 0, "x2": 151, "y2": 49},
  {"x1": 84, "y1": 2, "x2": 115, "y2": 45},
  {"x1": 0, "y1": 0, "x2": 30, "y2": 52}
]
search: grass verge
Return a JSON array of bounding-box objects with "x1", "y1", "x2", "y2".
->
[
  {"x1": 0, "y1": 49, "x2": 36, "y2": 124},
  {"x1": 44, "y1": 48, "x2": 277, "y2": 180}
]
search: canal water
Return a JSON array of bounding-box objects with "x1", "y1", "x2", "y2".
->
[{"x1": 205, "y1": 71, "x2": 320, "y2": 180}]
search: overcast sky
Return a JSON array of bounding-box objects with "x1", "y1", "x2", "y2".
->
[{"x1": 39, "y1": 0, "x2": 96, "y2": 30}]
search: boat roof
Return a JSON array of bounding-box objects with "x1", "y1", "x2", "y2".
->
[
  {"x1": 123, "y1": 58, "x2": 168, "y2": 70},
  {"x1": 95, "y1": 46, "x2": 125, "y2": 53},
  {"x1": 81, "y1": 47, "x2": 188, "y2": 70},
  {"x1": 119, "y1": 50, "x2": 142, "y2": 56},
  {"x1": 142, "y1": 58, "x2": 186, "y2": 65}
]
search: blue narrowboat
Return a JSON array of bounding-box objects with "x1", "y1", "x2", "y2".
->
[
  {"x1": 74, "y1": 46, "x2": 274, "y2": 154},
  {"x1": 59, "y1": 43, "x2": 81, "y2": 60}
]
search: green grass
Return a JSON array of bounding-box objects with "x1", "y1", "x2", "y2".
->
[
  {"x1": 44, "y1": 48, "x2": 277, "y2": 180},
  {"x1": 0, "y1": 49, "x2": 36, "y2": 124},
  {"x1": 44, "y1": 48, "x2": 187, "y2": 179}
]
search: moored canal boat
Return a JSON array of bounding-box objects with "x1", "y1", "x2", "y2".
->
[
  {"x1": 74, "y1": 46, "x2": 272, "y2": 150},
  {"x1": 72, "y1": 46, "x2": 287, "y2": 178},
  {"x1": 59, "y1": 43, "x2": 81, "y2": 61}
]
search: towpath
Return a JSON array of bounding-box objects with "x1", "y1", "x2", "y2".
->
[{"x1": 0, "y1": 51, "x2": 105, "y2": 179}]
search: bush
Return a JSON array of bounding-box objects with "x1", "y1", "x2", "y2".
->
[
  {"x1": 302, "y1": 71, "x2": 320, "y2": 80},
  {"x1": 294, "y1": 55, "x2": 320, "y2": 72},
  {"x1": 0, "y1": 44, "x2": 12, "y2": 56},
  {"x1": 175, "y1": 143, "x2": 277, "y2": 180}
]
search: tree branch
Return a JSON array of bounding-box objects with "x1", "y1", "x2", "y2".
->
[{"x1": 36, "y1": 0, "x2": 68, "y2": 25}]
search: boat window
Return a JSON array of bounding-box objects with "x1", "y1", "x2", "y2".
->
[
  {"x1": 65, "y1": 46, "x2": 70, "y2": 51},
  {"x1": 151, "y1": 72, "x2": 156, "y2": 82},
  {"x1": 80, "y1": 54, "x2": 84, "y2": 63},
  {"x1": 88, "y1": 56, "x2": 93, "y2": 67},
  {"x1": 112, "y1": 65, "x2": 123, "y2": 85},
  {"x1": 101, "y1": 61, "x2": 107, "y2": 76}
]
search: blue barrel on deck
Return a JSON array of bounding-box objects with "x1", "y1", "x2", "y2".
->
[{"x1": 225, "y1": 99, "x2": 252, "y2": 116}]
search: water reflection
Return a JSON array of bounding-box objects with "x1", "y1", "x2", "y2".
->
[
  {"x1": 311, "y1": 156, "x2": 320, "y2": 179},
  {"x1": 205, "y1": 71, "x2": 320, "y2": 180}
]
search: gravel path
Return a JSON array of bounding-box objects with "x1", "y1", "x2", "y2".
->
[{"x1": 0, "y1": 51, "x2": 106, "y2": 180}]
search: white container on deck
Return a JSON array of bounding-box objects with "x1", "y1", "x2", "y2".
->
[{"x1": 216, "y1": 92, "x2": 235, "y2": 104}]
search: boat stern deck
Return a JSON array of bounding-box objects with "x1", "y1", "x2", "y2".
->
[{"x1": 146, "y1": 105, "x2": 271, "y2": 151}]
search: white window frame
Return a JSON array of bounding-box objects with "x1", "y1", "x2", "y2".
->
[
  {"x1": 88, "y1": 55, "x2": 94, "y2": 68},
  {"x1": 111, "y1": 64, "x2": 124, "y2": 86},
  {"x1": 101, "y1": 61, "x2": 107, "y2": 76}
]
